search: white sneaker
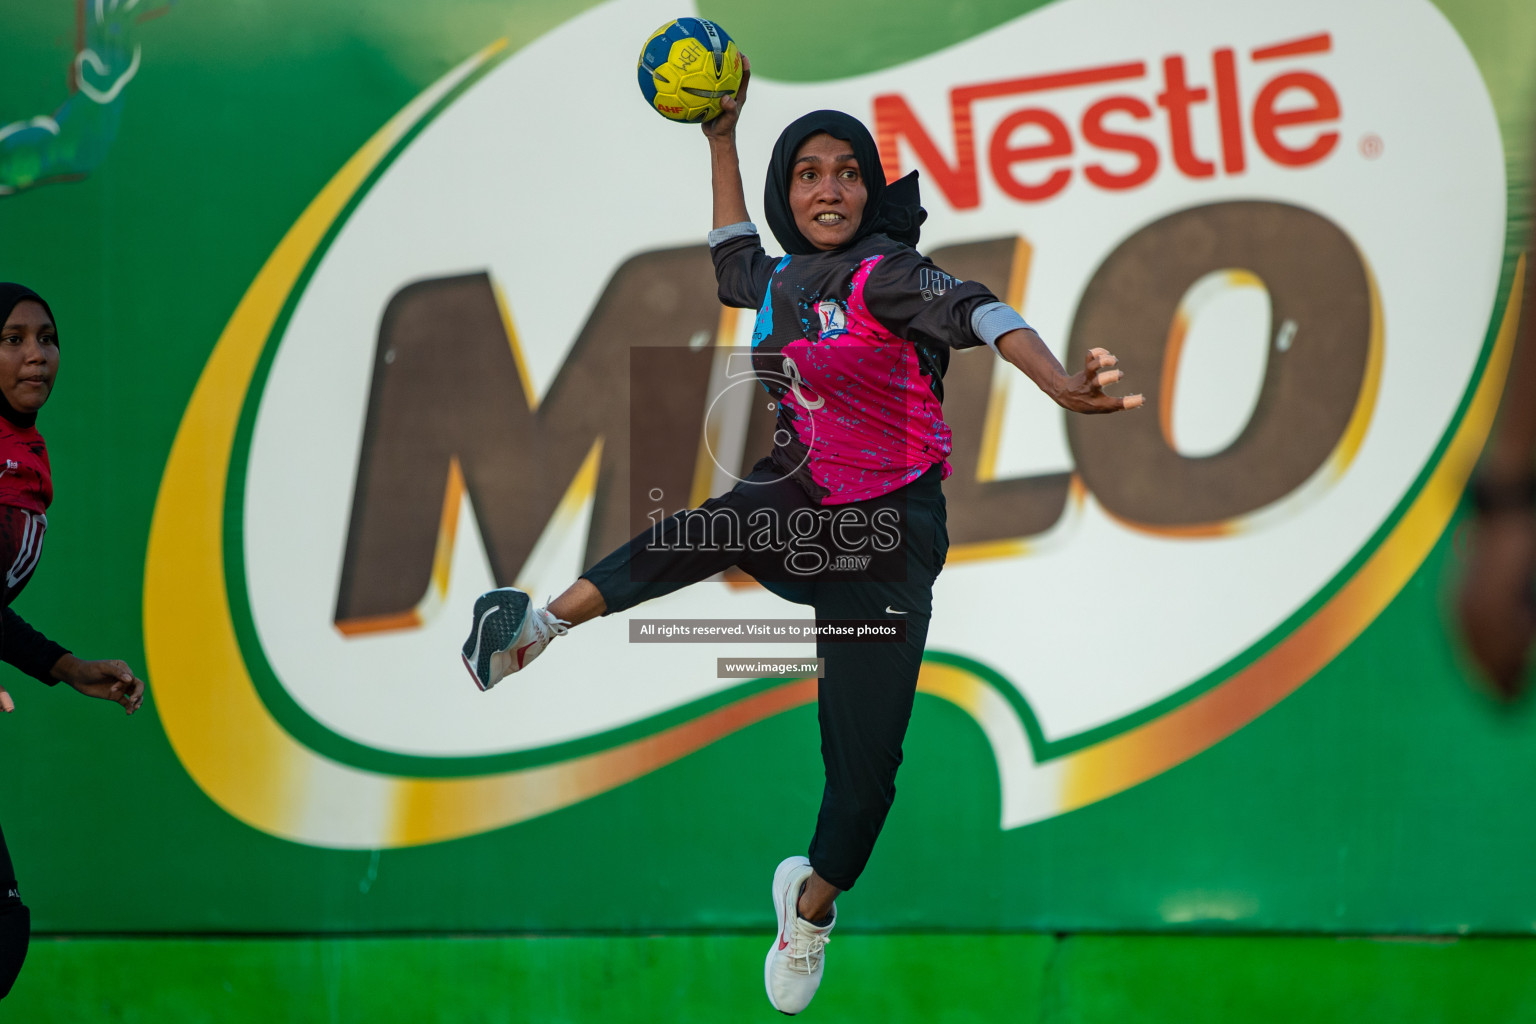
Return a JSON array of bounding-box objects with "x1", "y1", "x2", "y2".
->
[
  {"x1": 460, "y1": 588, "x2": 570, "y2": 691},
  {"x1": 764, "y1": 856, "x2": 834, "y2": 1015}
]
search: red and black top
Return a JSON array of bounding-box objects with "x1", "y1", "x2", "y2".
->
[{"x1": 0, "y1": 414, "x2": 66, "y2": 684}]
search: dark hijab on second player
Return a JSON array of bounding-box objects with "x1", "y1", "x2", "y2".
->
[{"x1": 0, "y1": 284, "x2": 59, "y2": 428}]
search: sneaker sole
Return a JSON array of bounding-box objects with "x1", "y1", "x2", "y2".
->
[
  {"x1": 461, "y1": 588, "x2": 532, "y2": 691},
  {"x1": 765, "y1": 855, "x2": 812, "y2": 1015}
]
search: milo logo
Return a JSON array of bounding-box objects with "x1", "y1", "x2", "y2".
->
[{"x1": 145, "y1": 0, "x2": 1509, "y2": 848}]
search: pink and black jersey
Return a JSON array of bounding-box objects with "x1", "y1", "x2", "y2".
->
[{"x1": 712, "y1": 226, "x2": 1000, "y2": 505}]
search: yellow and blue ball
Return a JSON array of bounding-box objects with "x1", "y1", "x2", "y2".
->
[{"x1": 637, "y1": 18, "x2": 743, "y2": 124}]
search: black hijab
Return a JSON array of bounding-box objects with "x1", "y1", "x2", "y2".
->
[
  {"x1": 0, "y1": 283, "x2": 58, "y2": 428},
  {"x1": 763, "y1": 110, "x2": 927, "y2": 256}
]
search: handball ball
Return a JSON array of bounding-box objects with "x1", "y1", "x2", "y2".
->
[{"x1": 637, "y1": 17, "x2": 743, "y2": 123}]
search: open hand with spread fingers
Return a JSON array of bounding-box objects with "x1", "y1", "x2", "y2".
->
[
  {"x1": 994, "y1": 329, "x2": 1144, "y2": 415},
  {"x1": 1063, "y1": 346, "x2": 1144, "y2": 414}
]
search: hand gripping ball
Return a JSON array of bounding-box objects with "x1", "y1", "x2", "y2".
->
[{"x1": 637, "y1": 17, "x2": 743, "y2": 123}]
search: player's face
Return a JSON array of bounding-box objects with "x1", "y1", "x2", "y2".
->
[
  {"x1": 790, "y1": 133, "x2": 867, "y2": 251},
  {"x1": 0, "y1": 301, "x2": 59, "y2": 415}
]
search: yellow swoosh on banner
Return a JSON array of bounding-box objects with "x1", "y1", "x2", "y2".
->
[{"x1": 143, "y1": 35, "x2": 1520, "y2": 848}]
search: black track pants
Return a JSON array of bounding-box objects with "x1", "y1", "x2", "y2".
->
[
  {"x1": 583, "y1": 460, "x2": 948, "y2": 890},
  {"x1": 0, "y1": 823, "x2": 29, "y2": 1001}
]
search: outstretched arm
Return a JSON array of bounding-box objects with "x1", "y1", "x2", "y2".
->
[
  {"x1": 0, "y1": 604, "x2": 145, "y2": 715},
  {"x1": 0, "y1": 656, "x2": 145, "y2": 715},
  {"x1": 995, "y1": 328, "x2": 1143, "y2": 414}
]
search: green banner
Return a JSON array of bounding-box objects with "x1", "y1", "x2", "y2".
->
[{"x1": 2, "y1": 0, "x2": 1535, "y2": 935}]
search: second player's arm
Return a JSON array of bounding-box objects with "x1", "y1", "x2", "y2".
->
[{"x1": 0, "y1": 605, "x2": 145, "y2": 715}]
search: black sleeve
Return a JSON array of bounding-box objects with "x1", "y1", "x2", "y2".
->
[
  {"x1": 862, "y1": 247, "x2": 1001, "y2": 351},
  {"x1": 710, "y1": 231, "x2": 779, "y2": 309},
  {"x1": 1, "y1": 606, "x2": 65, "y2": 685}
]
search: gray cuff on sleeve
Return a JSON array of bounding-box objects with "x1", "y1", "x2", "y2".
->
[
  {"x1": 708, "y1": 221, "x2": 759, "y2": 247},
  {"x1": 970, "y1": 301, "x2": 1032, "y2": 349}
]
